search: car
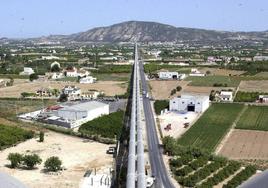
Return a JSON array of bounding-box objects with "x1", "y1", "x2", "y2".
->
[{"x1": 106, "y1": 147, "x2": 116, "y2": 154}]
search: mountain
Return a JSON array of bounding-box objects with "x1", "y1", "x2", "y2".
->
[{"x1": 62, "y1": 21, "x2": 267, "y2": 43}]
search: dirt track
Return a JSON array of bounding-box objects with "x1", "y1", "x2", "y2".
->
[{"x1": 219, "y1": 129, "x2": 268, "y2": 159}]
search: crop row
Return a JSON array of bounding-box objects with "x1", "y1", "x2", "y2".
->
[
  {"x1": 198, "y1": 161, "x2": 241, "y2": 188},
  {"x1": 223, "y1": 165, "x2": 256, "y2": 188},
  {"x1": 178, "y1": 158, "x2": 227, "y2": 187}
]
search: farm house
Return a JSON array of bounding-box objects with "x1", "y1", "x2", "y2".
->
[{"x1": 169, "y1": 93, "x2": 209, "y2": 113}]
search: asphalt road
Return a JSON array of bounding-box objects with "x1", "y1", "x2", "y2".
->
[{"x1": 139, "y1": 61, "x2": 175, "y2": 188}]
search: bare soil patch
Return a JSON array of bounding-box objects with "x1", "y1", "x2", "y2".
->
[
  {"x1": 183, "y1": 86, "x2": 235, "y2": 95},
  {"x1": 0, "y1": 131, "x2": 113, "y2": 188},
  {"x1": 149, "y1": 80, "x2": 189, "y2": 100},
  {"x1": 0, "y1": 80, "x2": 127, "y2": 98},
  {"x1": 238, "y1": 80, "x2": 268, "y2": 93},
  {"x1": 199, "y1": 68, "x2": 245, "y2": 76},
  {"x1": 219, "y1": 129, "x2": 268, "y2": 159}
]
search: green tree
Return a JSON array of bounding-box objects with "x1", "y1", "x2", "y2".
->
[
  {"x1": 44, "y1": 156, "x2": 62, "y2": 172},
  {"x1": 51, "y1": 64, "x2": 60, "y2": 72},
  {"x1": 7, "y1": 153, "x2": 23, "y2": 168},
  {"x1": 23, "y1": 154, "x2": 42, "y2": 169},
  {"x1": 162, "y1": 136, "x2": 176, "y2": 155},
  {"x1": 29, "y1": 73, "x2": 38, "y2": 81},
  {"x1": 176, "y1": 85, "x2": 182, "y2": 91},
  {"x1": 39, "y1": 131, "x2": 44, "y2": 142}
]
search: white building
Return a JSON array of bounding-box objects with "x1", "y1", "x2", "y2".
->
[
  {"x1": 79, "y1": 76, "x2": 97, "y2": 84},
  {"x1": 259, "y1": 95, "x2": 268, "y2": 103},
  {"x1": 65, "y1": 67, "x2": 89, "y2": 77},
  {"x1": 62, "y1": 86, "x2": 81, "y2": 100},
  {"x1": 49, "y1": 101, "x2": 109, "y2": 128},
  {"x1": 189, "y1": 68, "x2": 205, "y2": 77},
  {"x1": 219, "y1": 91, "x2": 233, "y2": 102},
  {"x1": 20, "y1": 67, "x2": 35, "y2": 75},
  {"x1": 51, "y1": 72, "x2": 64, "y2": 80},
  {"x1": 158, "y1": 72, "x2": 179, "y2": 79},
  {"x1": 170, "y1": 93, "x2": 210, "y2": 113}
]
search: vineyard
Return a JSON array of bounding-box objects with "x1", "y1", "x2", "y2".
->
[
  {"x1": 166, "y1": 146, "x2": 256, "y2": 188},
  {"x1": 177, "y1": 103, "x2": 244, "y2": 152},
  {"x1": 236, "y1": 105, "x2": 268, "y2": 131},
  {"x1": 0, "y1": 124, "x2": 34, "y2": 150}
]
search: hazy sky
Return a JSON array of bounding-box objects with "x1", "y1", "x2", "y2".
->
[{"x1": 1, "y1": 0, "x2": 268, "y2": 38}]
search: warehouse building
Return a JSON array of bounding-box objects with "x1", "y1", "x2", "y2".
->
[
  {"x1": 169, "y1": 93, "x2": 209, "y2": 113},
  {"x1": 45, "y1": 101, "x2": 109, "y2": 128}
]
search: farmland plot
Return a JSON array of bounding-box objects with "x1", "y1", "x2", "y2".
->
[
  {"x1": 177, "y1": 103, "x2": 244, "y2": 152},
  {"x1": 236, "y1": 105, "x2": 268, "y2": 131}
]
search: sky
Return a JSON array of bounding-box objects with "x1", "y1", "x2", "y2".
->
[{"x1": 1, "y1": 0, "x2": 268, "y2": 38}]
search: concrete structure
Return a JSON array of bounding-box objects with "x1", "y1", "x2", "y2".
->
[
  {"x1": 65, "y1": 67, "x2": 89, "y2": 77},
  {"x1": 48, "y1": 101, "x2": 109, "y2": 128},
  {"x1": 80, "y1": 76, "x2": 97, "y2": 84},
  {"x1": 170, "y1": 93, "x2": 209, "y2": 113},
  {"x1": 259, "y1": 95, "x2": 268, "y2": 103},
  {"x1": 0, "y1": 172, "x2": 28, "y2": 188},
  {"x1": 158, "y1": 72, "x2": 179, "y2": 79},
  {"x1": 20, "y1": 67, "x2": 35, "y2": 75},
  {"x1": 82, "y1": 90, "x2": 103, "y2": 99},
  {"x1": 51, "y1": 72, "x2": 64, "y2": 80},
  {"x1": 62, "y1": 86, "x2": 81, "y2": 100},
  {"x1": 219, "y1": 91, "x2": 233, "y2": 101},
  {"x1": 189, "y1": 68, "x2": 205, "y2": 77}
]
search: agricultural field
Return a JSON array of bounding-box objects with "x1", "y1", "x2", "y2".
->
[
  {"x1": 236, "y1": 105, "x2": 268, "y2": 131},
  {"x1": 0, "y1": 80, "x2": 127, "y2": 98},
  {"x1": 183, "y1": 86, "x2": 235, "y2": 95},
  {"x1": 177, "y1": 103, "x2": 244, "y2": 152},
  {"x1": 233, "y1": 91, "x2": 268, "y2": 102},
  {"x1": 238, "y1": 80, "x2": 268, "y2": 93},
  {"x1": 91, "y1": 73, "x2": 130, "y2": 81},
  {"x1": 161, "y1": 143, "x2": 256, "y2": 188},
  {"x1": 198, "y1": 67, "x2": 245, "y2": 76},
  {"x1": 219, "y1": 129, "x2": 268, "y2": 160},
  {"x1": 185, "y1": 75, "x2": 241, "y2": 87},
  {"x1": 149, "y1": 80, "x2": 189, "y2": 100}
]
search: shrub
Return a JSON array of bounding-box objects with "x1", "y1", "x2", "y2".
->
[
  {"x1": 7, "y1": 153, "x2": 23, "y2": 168},
  {"x1": 29, "y1": 73, "x2": 38, "y2": 81},
  {"x1": 176, "y1": 86, "x2": 182, "y2": 91},
  {"x1": 44, "y1": 156, "x2": 62, "y2": 172},
  {"x1": 39, "y1": 131, "x2": 44, "y2": 142},
  {"x1": 23, "y1": 154, "x2": 42, "y2": 169},
  {"x1": 154, "y1": 100, "x2": 169, "y2": 115}
]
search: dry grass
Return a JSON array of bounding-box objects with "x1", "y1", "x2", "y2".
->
[
  {"x1": 149, "y1": 80, "x2": 189, "y2": 100},
  {"x1": 219, "y1": 129, "x2": 268, "y2": 160},
  {"x1": 199, "y1": 68, "x2": 245, "y2": 76},
  {"x1": 0, "y1": 80, "x2": 127, "y2": 98},
  {"x1": 183, "y1": 86, "x2": 235, "y2": 95},
  {"x1": 238, "y1": 80, "x2": 268, "y2": 93},
  {"x1": 0, "y1": 131, "x2": 113, "y2": 188}
]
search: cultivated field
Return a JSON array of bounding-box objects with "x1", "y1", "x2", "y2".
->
[
  {"x1": 183, "y1": 86, "x2": 235, "y2": 95},
  {"x1": 149, "y1": 80, "x2": 189, "y2": 100},
  {"x1": 0, "y1": 80, "x2": 127, "y2": 98},
  {"x1": 199, "y1": 67, "x2": 245, "y2": 76},
  {"x1": 236, "y1": 105, "x2": 268, "y2": 131},
  {"x1": 219, "y1": 129, "x2": 268, "y2": 159},
  {"x1": 185, "y1": 75, "x2": 241, "y2": 87},
  {"x1": 177, "y1": 103, "x2": 244, "y2": 152},
  {"x1": 0, "y1": 131, "x2": 113, "y2": 188},
  {"x1": 238, "y1": 80, "x2": 268, "y2": 93}
]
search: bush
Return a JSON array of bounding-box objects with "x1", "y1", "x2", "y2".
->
[
  {"x1": 23, "y1": 154, "x2": 42, "y2": 169},
  {"x1": 170, "y1": 89, "x2": 177, "y2": 96},
  {"x1": 176, "y1": 85, "x2": 182, "y2": 91},
  {"x1": 29, "y1": 73, "x2": 38, "y2": 81},
  {"x1": 44, "y1": 156, "x2": 62, "y2": 172},
  {"x1": 7, "y1": 153, "x2": 23, "y2": 168},
  {"x1": 154, "y1": 100, "x2": 169, "y2": 115},
  {"x1": 39, "y1": 131, "x2": 44, "y2": 142}
]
